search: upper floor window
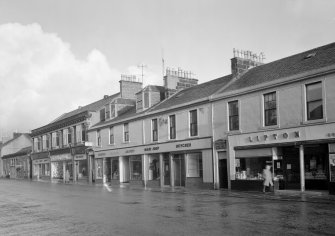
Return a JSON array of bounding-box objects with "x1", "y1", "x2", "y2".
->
[
  {"x1": 144, "y1": 92, "x2": 150, "y2": 109},
  {"x1": 81, "y1": 124, "x2": 87, "y2": 142},
  {"x1": 124, "y1": 123, "x2": 129, "y2": 142},
  {"x1": 56, "y1": 132, "x2": 60, "y2": 147},
  {"x1": 46, "y1": 134, "x2": 50, "y2": 149},
  {"x1": 264, "y1": 92, "x2": 277, "y2": 126},
  {"x1": 38, "y1": 137, "x2": 42, "y2": 151},
  {"x1": 97, "y1": 130, "x2": 101, "y2": 146},
  {"x1": 189, "y1": 110, "x2": 198, "y2": 136},
  {"x1": 67, "y1": 128, "x2": 72, "y2": 144},
  {"x1": 42, "y1": 135, "x2": 47, "y2": 150},
  {"x1": 109, "y1": 126, "x2": 114, "y2": 144},
  {"x1": 228, "y1": 101, "x2": 239, "y2": 131},
  {"x1": 169, "y1": 115, "x2": 176, "y2": 139},
  {"x1": 100, "y1": 108, "x2": 106, "y2": 122},
  {"x1": 152, "y1": 119, "x2": 158, "y2": 141},
  {"x1": 306, "y1": 82, "x2": 323, "y2": 120}
]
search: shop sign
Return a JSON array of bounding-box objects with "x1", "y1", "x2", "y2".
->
[
  {"x1": 214, "y1": 139, "x2": 227, "y2": 150},
  {"x1": 248, "y1": 131, "x2": 300, "y2": 143},
  {"x1": 50, "y1": 154, "x2": 72, "y2": 162},
  {"x1": 74, "y1": 155, "x2": 86, "y2": 161},
  {"x1": 73, "y1": 146, "x2": 86, "y2": 155},
  {"x1": 95, "y1": 137, "x2": 212, "y2": 158},
  {"x1": 33, "y1": 158, "x2": 50, "y2": 164},
  {"x1": 31, "y1": 151, "x2": 49, "y2": 160}
]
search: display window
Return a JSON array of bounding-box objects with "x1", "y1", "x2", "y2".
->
[
  {"x1": 52, "y1": 162, "x2": 63, "y2": 179},
  {"x1": 235, "y1": 157, "x2": 271, "y2": 180},
  {"x1": 77, "y1": 160, "x2": 87, "y2": 179},
  {"x1": 39, "y1": 163, "x2": 50, "y2": 176},
  {"x1": 96, "y1": 159, "x2": 103, "y2": 179},
  {"x1": 187, "y1": 153, "x2": 202, "y2": 178},
  {"x1": 111, "y1": 159, "x2": 119, "y2": 180},
  {"x1": 130, "y1": 156, "x2": 142, "y2": 180},
  {"x1": 148, "y1": 155, "x2": 160, "y2": 180},
  {"x1": 304, "y1": 146, "x2": 327, "y2": 180}
]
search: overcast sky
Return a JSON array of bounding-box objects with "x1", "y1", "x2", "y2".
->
[{"x1": 0, "y1": 0, "x2": 335, "y2": 137}]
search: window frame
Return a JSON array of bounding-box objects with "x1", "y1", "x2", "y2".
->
[
  {"x1": 263, "y1": 91, "x2": 277, "y2": 126},
  {"x1": 189, "y1": 109, "x2": 198, "y2": 137},
  {"x1": 124, "y1": 123, "x2": 129, "y2": 142},
  {"x1": 152, "y1": 118, "x2": 158, "y2": 142},
  {"x1": 100, "y1": 108, "x2": 106, "y2": 122},
  {"x1": 169, "y1": 114, "x2": 176, "y2": 140},
  {"x1": 97, "y1": 130, "x2": 101, "y2": 147},
  {"x1": 228, "y1": 100, "x2": 239, "y2": 131},
  {"x1": 109, "y1": 126, "x2": 114, "y2": 145},
  {"x1": 305, "y1": 81, "x2": 324, "y2": 121}
]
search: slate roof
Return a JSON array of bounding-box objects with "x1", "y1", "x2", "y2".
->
[
  {"x1": 136, "y1": 85, "x2": 166, "y2": 94},
  {"x1": 2, "y1": 146, "x2": 32, "y2": 159},
  {"x1": 220, "y1": 42, "x2": 335, "y2": 93},
  {"x1": 150, "y1": 74, "x2": 233, "y2": 111},
  {"x1": 51, "y1": 93, "x2": 120, "y2": 123}
]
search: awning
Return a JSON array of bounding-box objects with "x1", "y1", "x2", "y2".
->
[{"x1": 235, "y1": 148, "x2": 272, "y2": 158}]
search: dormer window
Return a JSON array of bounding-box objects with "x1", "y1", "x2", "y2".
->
[
  {"x1": 144, "y1": 92, "x2": 150, "y2": 109},
  {"x1": 100, "y1": 108, "x2": 106, "y2": 122},
  {"x1": 110, "y1": 104, "x2": 116, "y2": 118}
]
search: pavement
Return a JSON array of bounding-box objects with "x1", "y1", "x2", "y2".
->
[{"x1": 1, "y1": 178, "x2": 335, "y2": 236}]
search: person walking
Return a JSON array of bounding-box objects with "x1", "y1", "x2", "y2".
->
[{"x1": 262, "y1": 164, "x2": 273, "y2": 193}]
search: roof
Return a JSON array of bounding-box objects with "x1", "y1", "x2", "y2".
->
[
  {"x1": 136, "y1": 85, "x2": 166, "y2": 94},
  {"x1": 1, "y1": 146, "x2": 32, "y2": 159},
  {"x1": 52, "y1": 93, "x2": 120, "y2": 123},
  {"x1": 1, "y1": 133, "x2": 31, "y2": 147},
  {"x1": 150, "y1": 74, "x2": 233, "y2": 111},
  {"x1": 220, "y1": 42, "x2": 335, "y2": 93}
]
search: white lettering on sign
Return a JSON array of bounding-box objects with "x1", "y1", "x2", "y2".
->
[
  {"x1": 176, "y1": 143, "x2": 191, "y2": 148},
  {"x1": 248, "y1": 131, "x2": 300, "y2": 143}
]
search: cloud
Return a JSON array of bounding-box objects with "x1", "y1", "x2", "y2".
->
[{"x1": 0, "y1": 23, "x2": 121, "y2": 135}]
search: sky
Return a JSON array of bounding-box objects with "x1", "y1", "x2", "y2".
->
[{"x1": 0, "y1": 0, "x2": 335, "y2": 137}]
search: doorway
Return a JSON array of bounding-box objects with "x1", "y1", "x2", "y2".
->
[
  {"x1": 173, "y1": 154, "x2": 185, "y2": 187},
  {"x1": 163, "y1": 154, "x2": 170, "y2": 186},
  {"x1": 219, "y1": 159, "x2": 228, "y2": 188},
  {"x1": 282, "y1": 147, "x2": 300, "y2": 189}
]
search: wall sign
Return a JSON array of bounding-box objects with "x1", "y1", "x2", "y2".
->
[
  {"x1": 248, "y1": 131, "x2": 300, "y2": 143},
  {"x1": 50, "y1": 154, "x2": 72, "y2": 162},
  {"x1": 214, "y1": 139, "x2": 227, "y2": 150},
  {"x1": 74, "y1": 155, "x2": 86, "y2": 161}
]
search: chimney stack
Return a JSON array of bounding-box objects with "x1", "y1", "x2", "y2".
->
[
  {"x1": 119, "y1": 75, "x2": 143, "y2": 100},
  {"x1": 231, "y1": 49, "x2": 264, "y2": 77}
]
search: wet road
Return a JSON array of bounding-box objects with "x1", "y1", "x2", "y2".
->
[{"x1": 0, "y1": 180, "x2": 335, "y2": 236}]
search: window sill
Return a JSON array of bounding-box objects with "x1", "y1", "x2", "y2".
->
[
  {"x1": 258, "y1": 124, "x2": 280, "y2": 131},
  {"x1": 301, "y1": 118, "x2": 326, "y2": 125},
  {"x1": 108, "y1": 143, "x2": 115, "y2": 146},
  {"x1": 122, "y1": 141, "x2": 130, "y2": 144},
  {"x1": 226, "y1": 130, "x2": 242, "y2": 135}
]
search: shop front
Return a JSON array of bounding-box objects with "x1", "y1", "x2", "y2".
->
[
  {"x1": 50, "y1": 154, "x2": 73, "y2": 183},
  {"x1": 228, "y1": 124, "x2": 335, "y2": 194},
  {"x1": 31, "y1": 152, "x2": 50, "y2": 181},
  {"x1": 74, "y1": 154, "x2": 88, "y2": 183},
  {"x1": 95, "y1": 137, "x2": 214, "y2": 189}
]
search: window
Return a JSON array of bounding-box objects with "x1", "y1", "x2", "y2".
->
[
  {"x1": 67, "y1": 128, "x2": 72, "y2": 144},
  {"x1": 37, "y1": 137, "x2": 42, "y2": 151},
  {"x1": 109, "y1": 127, "x2": 114, "y2": 144},
  {"x1": 100, "y1": 108, "x2": 106, "y2": 122},
  {"x1": 169, "y1": 115, "x2": 176, "y2": 139},
  {"x1": 306, "y1": 82, "x2": 323, "y2": 120},
  {"x1": 189, "y1": 110, "x2": 198, "y2": 136},
  {"x1": 81, "y1": 124, "x2": 87, "y2": 142},
  {"x1": 124, "y1": 123, "x2": 129, "y2": 142},
  {"x1": 42, "y1": 135, "x2": 46, "y2": 150},
  {"x1": 97, "y1": 130, "x2": 101, "y2": 146},
  {"x1": 56, "y1": 132, "x2": 60, "y2": 147},
  {"x1": 152, "y1": 119, "x2": 158, "y2": 141},
  {"x1": 264, "y1": 92, "x2": 277, "y2": 126},
  {"x1": 187, "y1": 153, "x2": 203, "y2": 177},
  {"x1": 228, "y1": 101, "x2": 239, "y2": 131},
  {"x1": 130, "y1": 156, "x2": 142, "y2": 180},
  {"x1": 235, "y1": 157, "x2": 271, "y2": 180},
  {"x1": 46, "y1": 134, "x2": 50, "y2": 149}
]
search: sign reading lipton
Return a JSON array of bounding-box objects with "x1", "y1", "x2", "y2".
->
[
  {"x1": 248, "y1": 131, "x2": 300, "y2": 143},
  {"x1": 95, "y1": 137, "x2": 212, "y2": 158}
]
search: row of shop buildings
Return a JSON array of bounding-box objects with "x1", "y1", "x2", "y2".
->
[{"x1": 3, "y1": 42, "x2": 335, "y2": 194}]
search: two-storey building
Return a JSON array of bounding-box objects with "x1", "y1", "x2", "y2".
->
[{"x1": 211, "y1": 42, "x2": 335, "y2": 194}]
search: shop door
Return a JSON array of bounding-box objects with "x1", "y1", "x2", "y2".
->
[
  {"x1": 173, "y1": 155, "x2": 185, "y2": 187},
  {"x1": 163, "y1": 154, "x2": 170, "y2": 186},
  {"x1": 282, "y1": 147, "x2": 300, "y2": 189},
  {"x1": 219, "y1": 159, "x2": 228, "y2": 188},
  {"x1": 106, "y1": 158, "x2": 111, "y2": 182}
]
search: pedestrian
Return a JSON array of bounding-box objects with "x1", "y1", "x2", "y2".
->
[
  {"x1": 65, "y1": 169, "x2": 70, "y2": 184},
  {"x1": 262, "y1": 164, "x2": 273, "y2": 193}
]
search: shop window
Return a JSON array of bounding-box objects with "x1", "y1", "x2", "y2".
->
[
  {"x1": 77, "y1": 160, "x2": 87, "y2": 178},
  {"x1": 189, "y1": 110, "x2": 198, "y2": 136},
  {"x1": 100, "y1": 108, "x2": 106, "y2": 122},
  {"x1": 96, "y1": 159, "x2": 103, "y2": 179},
  {"x1": 169, "y1": 115, "x2": 176, "y2": 139},
  {"x1": 130, "y1": 156, "x2": 142, "y2": 180},
  {"x1": 109, "y1": 126, "x2": 114, "y2": 144},
  {"x1": 235, "y1": 157, "x2": 271, "y2": 180},
  {"x1": 304, "y1": 146, "x2": 327, "y2": 181},
  {"x1": 187, "y1": 153, "x2": 203, "y2": 178},
  {"x1": 228, "y1": 101, "x2": 239, "y2": 131},
  {"x1": 124, "y1": 123, "x2": 129, "y2": 142},
  {"x1": 111, "y1": 159, "x2": 119, "y2": 180},
  {"x1": 264, "y1": 92, "x2": 277, "y2": 126},
  {"x1": 306, "y1": 82, "x2": 323, "y2": 120},
  {"x1": 148, "y1": 155, "x2": 160, "y2": 180},
  {"x1": 152, "y1": 119, "x2": 158, "y2": 142}
]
